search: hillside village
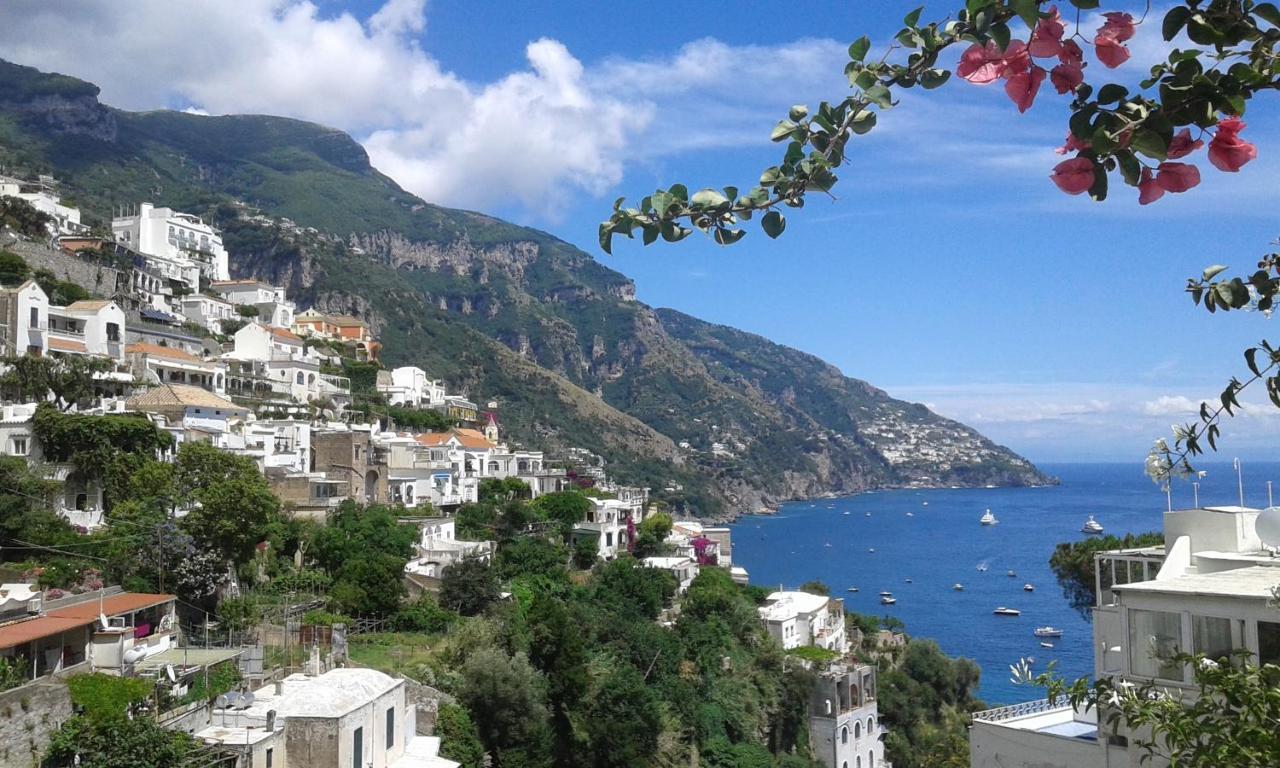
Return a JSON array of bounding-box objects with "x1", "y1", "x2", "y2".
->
[{"x1": 0, "y1": 179, "x2": 928, "y2": 768}]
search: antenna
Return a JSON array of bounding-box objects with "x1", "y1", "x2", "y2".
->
[{"x1": 1257, "y1": 506, "x2": 1280, "y2": 552}]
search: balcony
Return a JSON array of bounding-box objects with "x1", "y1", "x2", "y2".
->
[{"x1": 970, "y1": 698, "x2": 1101, "y2": 768}]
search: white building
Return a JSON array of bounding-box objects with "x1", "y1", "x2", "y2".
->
[
  {"x1": 210, "y1": 279, "x2": 295, "y2": 328},
  {"x1": 377, "y1": 366, "x2": 446, "y2": 408},
  {"x1": 403, "y1": 517, "x2": 494, "y2": 584},
  {"x1": 642, "y1": 556, "x2": 698, "y2": 593},
  {"x1": 758, "y1": 591, "x2": 850, "y2": 654},
  {"x1": 198, "y1": 668, "x2": 459, "y2": 768},
  {"x1": 0, "y1": 174, "x2": 87, "y2": 235},
  {"x1": 47, "y1": 300, "x2": 126, "y2": 363},
  {"x1": 0, "y1": 280, "x2": 48, "y2": 358},
  {"x1": 810, "y1": 663, "x2": 889, "y2": 768},
  {"x1": 127, "y1": 342, "x2": 227, "y2": 394},
  {"x1": 179, "y1": 293, "x2": 236, "y2": 334},
  {"x1": 969, "y1": 504, "x2": 1280, "y2": 768},
  {"x1": 111, "y1": 202, "x2": 230, "y2": 285},
  {"x1": 574, "y1": 498, "x2": 633, "y2": 560},
  {"x1": 126, "y1": 383, "x2": 248, "y2": 447}
]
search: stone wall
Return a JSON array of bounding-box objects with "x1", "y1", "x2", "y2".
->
[
  {"x1": 0, "y1": 237, "x2": 125, "y2": 298},
  {"x1": 403, "y1": 678, "x2": 453, "y2": 736},
  {"x1": 0, "y1": 676, "x2": 73, "y2": 768}
]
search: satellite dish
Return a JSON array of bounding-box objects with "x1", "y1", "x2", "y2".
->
[
  {"x1": 98, "y1": 613, "x2": 109, "y2": 631},
  {"x1": 214, "y1": 694, "x2": 229, "y2": 709},
  {"x1": 237, "y1": 692, "x2": 255, "y2": 709},
  {"x1": 1256, "y1": 506, "x2": 1280, "y2": 548},
  {"x1": 165, "y1": 664, "x2": 177, "y2": 683}
]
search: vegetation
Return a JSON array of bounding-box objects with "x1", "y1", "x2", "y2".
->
[
  {"x1": 2, "y1": 357, "x2": 115, "y2": 411},
  {"x1": 0, "y1": 196, "x2": 51, "y2": 238},
  {"x1": 1049, "y1": 531, "x2": 1164, "y2": 618},
  {"x1": 34, "y1": 267, "x2": 91, "y2": 304},
  {"x1": 875, "y1": 639, "x2": 983, "y2": 768},
  {"x1": 311, "y1": 501, "x2": 416, "y2": 617},
  {"x1": 0, "y1": 249, "x2": 30, "y2": 285}
]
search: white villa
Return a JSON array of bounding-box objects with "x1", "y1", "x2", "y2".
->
[
  {"x1": 759, "y1": 591, "x2": 850, "y2": 655},
  {"x1": 810, "y1": 663, "x2": 889, "y2": 768},
  {"x1": 112, "y1": 202, "x2": 230, "y2": 286},
  {"x1": 642, "y1": 556, "x2": 698, "y2": 593},
  {"x1": 969, "y1": 504, "x2": 1280, "y2": 768},
  {"x1": 0, "y1": 174, "x2": 87, "y2": 235},
  {"x1": 377, "y1": 366, "x2": 446, "y2": 408},
  {"x1": 210, "y1": 279, "x2": 295, "y2": 328},
  {"x1": 403, "y1": 517, "x2": 494, "y2": 586}
]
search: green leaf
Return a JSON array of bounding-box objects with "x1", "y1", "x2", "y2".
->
[
  {"x1": 1097, "y1": 84, "x2": 1129, "y2": 104},
  {"x1": 1162, "y1": 6, "x2": 1191, "y2": 41},
  {"x1": 759, "y1": 167, "x2": 783, "y2": 186},
  {"x1": 669, "y1": 184, "x2": 688, "y2": 202},
  {"x1": 990, "y1": 21, "x2": 1011, "y2": 52},
  {"x1": 864, "y1": 84, "x2": 893, "y2": 108},
  {"x1": 761, "y1": 210, "x2": 786, "y2": 239},
  {"x1": 1254, "y1": 2, "x2": 1280, "y2": 28},
  {"x1": 1068, "y1": 0, "x2": 1100, "y2": 8},
  {"x1": 1245, "y1": 347, "x2": 1261, "y2": 377},
  {"x1": 1130, "y1": 129, "x2": 1168, "y2": 161},
  {"x1": 788, "y1": 105, "x2": 809, "y2": 121},
  {"x1": 1116, "y1": 151, "x2": 1141, "y2": 186},
  {"x1": 1202, "y1": 264, "x2": 1229, "y2": 281},
  {"x1": 903, "y1": 6, "x2": 923, "y2": 27},
  {"x1": 919, "y1": 69, "x2": 951, "y2": 90},
  {"x1": 770, "y1": 120, "x2": 798, "y2": 142},
  {"x1": 690, "y1": 189, "x2": 729, "y2": 208},
  {"x1": 713, "y1": 227, "x2": 745, "y2": 246},
  {"x1": 642, "y1": 225, "x2": 659, "y2": 246},
  {"x1": 1011, "y1": 0, "x2": 1040, "y2": 28},
  {"x1": 848, "y1": 36, "x2": 871, "y2": 62},
  {"x1": 850, "y1": 110, "x2": 877, "y2": 135},
  {"x1": 660, "y1": 221, "x2": 690, "y2": 243},
  {"x1": 1088, "y1": 163, "x2": 1108, "y2": 202},
  {"x1": 598, "y1": 224, "x2": 613, "y2": 255}
]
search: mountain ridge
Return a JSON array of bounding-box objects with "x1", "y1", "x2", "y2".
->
[{"x1": 0, "y1": 57, "x2": 1052, "y2": 515}]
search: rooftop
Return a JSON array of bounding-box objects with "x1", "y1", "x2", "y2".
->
[
  {"x1": 48, "y1": 337, "x2": 88, "y2": 353},
  {"x1": 225, "y1": 668, "x2": 402, "y2": 720},
  {"x1": 759, "y1": 591, "x2": 833, "y2": 621},
  {"x1": 1116, "y1": 564, "x2": 1280, "y2": 600},
  {"x1": 63, "y1": 300, "x2": 115, "y2": 312},
  {"x1": 0, "y1": 592, "x2": 173, "y2": 650},
  {"x1": 125, "y1": 342, "x2": 204, "y2": 364},
  {"x1": 126, "y1": 383, "x2": 243, "y2": 412}
]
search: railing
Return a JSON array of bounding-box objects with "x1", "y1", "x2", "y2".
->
[
  {"x1": 48, "y1": 325, "x2": 84, "y2": 336},
  {"x1": 972, "y1": 696, "x2": 1070, "y2": 723}
]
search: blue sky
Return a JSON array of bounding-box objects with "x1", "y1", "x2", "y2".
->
[{"x1": 4, "y1": 0, "x2": 1278, "y2": 463}]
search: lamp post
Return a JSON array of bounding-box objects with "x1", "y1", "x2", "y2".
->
[
  {"x1": 1234, "y1": 458, "x2": 1244, "y2": 507},
  {"x1": 1192, "y1": 482, "x2": 1200, "y2": 508}
]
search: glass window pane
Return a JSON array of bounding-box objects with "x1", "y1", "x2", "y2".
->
[
  {"x1": 1259, "y1": 621, "x2": 1280, "y2": 666},
  {"x1": 1129, "y1": 609, "x2": 1184, "y2": 681},
  {"x1": 1192, "y1": 615, "x2": 1236, "y2": 664}
]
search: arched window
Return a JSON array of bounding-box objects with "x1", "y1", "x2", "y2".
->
[
  {"x1": 868, "y1": 750, "x2": 873, "y2": 767},
  {"x1": 855, "y1": 758, "x2": 861, "y2": 768},
  {"x1": 854, "y1": 721, "x2": 861, "y2": 739},
  {"x1": 867, "y1": 716, "x2": 875, "y2": 732},
  {"x1": 296, "y1": 371, "x2": 304, "y2": 384},
  {"x1": 841, "y1": 726, "x2": 848, "y2": 745}
]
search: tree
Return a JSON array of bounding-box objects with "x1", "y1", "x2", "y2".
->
[
  {"x1": 526, "y1": 594, "x2": 590, "y2": 764},
  {"x1": 582, "y1": 664, "x2": 663, "y2": 768},
  {"x1": 457, "y1": 647, "x2": 553, "y2": 768},
  {"x1": 311, "y1": 501, "x2": 416, "y2": 616},
  {"x1": 2, "y1": 356, "x2": 113, "y2": 411},
  {"x1": 33, "y1": 268, "x2": 91, "y2": 304},
  {"x1": 798, "y1": 579, "x2": 830, "y2": 596},
  {"x1": 0, "y1": 250, "x2": 30, "y2": 286},
  {"x1": 528, "y1": 490, "x2": 591, "y2": 537},
  {"x1": 633, "y1": 510, "x2": 672, "y2": 558},
  {"x1": 572, "y1": 534, "x2": 598, "y2": 569},
  {"x1": 235, "y1": 304, "x2": 259, "y2": 317},
  {"x1": 437, "y1": 703, "x2": 486, "y2": 768},
  {"x1": 1049, "y1": 531, "x2": 1163, "y2": 618},
  {"x1": 44, "y1": 716, "x2": 197, "y2": 768},
  {"x1": 0, "y1": 197, "x2": 52, "y2": 238},
  {"x1": 175, "y1": 441, "x2": 279, "y2": 567},
  {"x1": 494, "y1": 536, "x2": 568, "y2": 582},
  {"x1": 479, "y1": 476, "x2": 531, "y2": 503},
  {"x1": 439, "y1": 557, "x2": 500, "y2": 616}
]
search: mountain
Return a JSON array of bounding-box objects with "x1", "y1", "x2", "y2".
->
[{"x1": 0, "y1": 58, "x2": 1051, "y2": 515}]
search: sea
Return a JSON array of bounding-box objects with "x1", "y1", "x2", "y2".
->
[{"x1": 728, "y1": 461, "x2": 1280, "y2": 705}]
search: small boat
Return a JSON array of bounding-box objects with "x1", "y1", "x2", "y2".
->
[
  {"x1": 1082, "y1": 516, "x2": 1104, "y2": 534},
  {"x1": 843, "y1": 511, "x2": 851, "y2": 516},
  {"x1": 976, "y1": 562, "x2": 989, "y2": 572},
  {"x1": 1007, "y1": 570, "x2": 1017, "y2": 578},
  {"x1": 1023, "y1": 583, "x2": 1035, "y2": 592},
  {"x1": 906, "y1": 511, "x2": 914, "y2": 517},
  {"x1": 1034, "y1": 626, "x2": 1063, "y2": 638},
  {"x1": 868, "y1": 547, "x2": 876, "y2": 553},
  {"x1": 1040, "y1": 641, "x2": 1054, "y2": 648},
  {"x1": 953, "y1": 583, "x2": 964, "y2": 591},
  {"x1": 980, "y1": 509, "x2": 998, "y2": 526},
  {"x1": 922, "y1": 501, "x2": 928, "y2": 506},
  {"x1": 879, "y1": 591, "x2": 893, "y2": 597},
  {"x1": 880, "y1": 595, "x2": 897, "y2": 605},
  {"x1": 824, "y1": 542, "x2": 832, "y2": 547},
  {"x1": 865, "y1": 512, "x2": 872, "y2": 517},
  {"x1": 993, "y1": 607, "x2": 1021, "y2": 616},
  {"x1": 847, "y1": 587, "x2": 859, "y2": 593},
  {"x1": 904, "y1": 578, "x2": 913, "y2": 583}
]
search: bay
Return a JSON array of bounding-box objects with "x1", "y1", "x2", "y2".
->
[{"x1": 728, "y1": 461, "x2": 1280, "y2": 705}]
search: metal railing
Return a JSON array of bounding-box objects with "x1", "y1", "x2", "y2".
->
[{"x1": 972, "y1": 696, "x2": 1070, "y2": 723}]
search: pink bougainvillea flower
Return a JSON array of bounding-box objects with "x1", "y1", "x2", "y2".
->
[
  {"x1": 1155, "y1": 162, "x2": 1201, "y2": 192},
  {"x1": 1094, "y1": 34, "x2": 1131, "y2": 68},
  {"x1": 1004, "y1": 64, "x2": 1045, "y2": 112},
  {"x1": 1055, "y1": 132, "x2": 1091, "y2": 155},
  {"x1": 957, "y1": 42, "x2": 1006, "y2": 83},
  {"x1": 1029, "y1": 6, "x2": 1066, "y2": 57},
  {"x1": 1166, "y1": 128, "x2": 1204, "y2": 159},
  {"x1": 1058, "y1": 39, "x2": 1084, "y2": 67},
  {"x1": 1000, "y1": 40, "x2": 1031, "y2": 76},
  {"x1": 1050, "y1": 62, "x2": 1083, "y2": 94},
  {"x1": 1099, "y1": 12, "x2": 1137, "y2": 42},
  {"x1": 1208, "y1": 117, "x2": 1258, "y2": 172},
  {"x1": 1050, "y1": 156, "x2": 1096, "y2": 194},
  {"x1": 1138, "y1": 168, "x2": 1165, "y2": 205}
]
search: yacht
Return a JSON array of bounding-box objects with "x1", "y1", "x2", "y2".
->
[
  {"x1": 1039, "y1": 641, "x2": 1054, "y2": 648},
  {"x1": 906, "y1": 511, "x2": 914, "y2": 517},
  {"x1": 976, "y1": 562, "x2": 989, "y2": 572},
  {"x1": 880, "y1": 594, "x2": 897, "y2": 605},
  {"x1": 868, "y1": 547, "x2": 876, "y2": 553},
  {"x1": 878, "y1": 591, "x2": 893, "y2": 597},
  {"x1": 922, "y1": 501, "x2": 929, "y2": 506},
  {"x1": 980, "y1": 509, "x2": 998, "y2": 526},
  {"x1": 1007, "y1": 570, "x2": 1017, "y2": 578},
  {"x1": 1023, "y1": 583, "x2": 1035, "y2": 592},
  {"x1": 843, "y1": 511, "x2": 851, "y2": 516},
  {"x1": 1082, "y1": 516, "x2": 1104, "y2": 535},
  {"x1": 952, "y1": 583, "x2": 964, "y2": 591},
  {"x1": 1034, "y1": 626, "x2": 1063, "y2": 638},
  {"x1": 865, "y1": 512, "x2": 872, "y2": 517},
  {"x1": 846, "y1": 587, "x2": 859, "y2": 593},
  {"x1": 993, "y1": 607, "x2": 1021, "y2": 616},
  {"x1": 905, "y1": 577, "x2": 913, "y2": 583}
]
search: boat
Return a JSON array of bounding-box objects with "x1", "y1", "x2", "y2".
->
[
  {"x1": 922, "y1": 501, "x2": 928, "y2": 506},
  {"x1": 952, "y1": 583, "x2": 964, "y2": 591},
  {"x1": 879, "y1": 591, "x2": 893, "y2": 597},
  {"x1": 980, "y1": 509, "x2": 998, "y2": 526},
  {"x1": 904, "y1": 578, "x2": 913, "y2": 583},
  {"x1": 847, "y1": 587, "x2": 859, "y2": 593},
  {"x1": 1034, "y1": 626, "x2": 1063, "y2": 638},
  {"x1": 824, "y1": 542, "x2": 832, "y2": 547},
  {"x1": 1023, "y1": 583, "x2": 1035, "y2": 592},
  {"x1": 1007, "y1": 570, "x2": 1017, "y2": 578},
  {"x1": 880, "y1": 595, "x2": 897, "y2": 605},
  {"x1": 976, "y1": 562, "x2": 989, "y2": 572},
  {"x1": 906, "y1": 511, "x2": 914, "y2": 517},
  {"x1": 993, "y1": 607, "x2": 1021, "y2": 616},
  {"x1": 865, "y1": 512, "x2": 872, "y2": 517},
  {"x1": 1082, "y1": 516, "x2": 1104, "y2": 534},
  {"x1": 1040, "y1": 641, "x2": 1054, "y2": 648},
  {"x1": 843, "y1": 511, "x2": 851, "y2": 516},
  {"x1": 868, "y1": 548, "x2": 876, "y2": 553}
]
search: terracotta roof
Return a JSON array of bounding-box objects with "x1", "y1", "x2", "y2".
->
[
  {"x1": 64, "y1": 300, "x2": 114, "y2": 312},
  {"x1": 47, "y1": 592, "x2": 175, "y2": 621},
  {"x1": 48, "y1": 337, "x2": 88, "y2": 353},
  {"x1": 415, "y1": 428, "x2": 494, "y2": 450},
  {"x1": 329, "y1": 315, "x2": 368, "y2": 327},
  {"x1": 415, "y1": 432, "x2": 451, "y2": 447},
  {"x1": 0, "y1": 616, "x2": 90, "y2": 650},
  {"x1": 125, "y1": 342, "x2": 203, "y2": 364},
  {"x1": 127, "y1": 383, "x2": 242, "y2": 412},
  {"x1": 268, "y1": 326, "x2": 302, "y2": 343}
]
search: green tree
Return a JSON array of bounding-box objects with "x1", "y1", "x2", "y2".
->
[
  {"x1": 526, "y1": 594, "x2": 589, "y2": 764},
  {"x1": 494, "y1": 536, "x2": 567, "y2": 582},
  {"x1": 0, "y1": 197, "x2": 52, "y2": 238},
  {"x1": 455, "y1": 501, "x2": 497, "y2": 541},
  {"x1": 479, "y1": 476, "x2": 531, "y2": 503},
  {"x1": 572, "y1": 534, "x2": 598, "y2": 570},
  {"x1": 528, "y1": 490, "x2": 591, "y2": 537},
  {"x1": 0, "y1": 250, "x2": 30, "y2": 285},
  {"x1": 1049, "y1": 531, "x2": 1164, "y2": 618},
  {"x1": 0, "y1": 456, "x2": 70, "y2": 557},
  {"x1": 798, "y1": 580, "x2": 830, "y2": 596},
  {"x1": 44, "y1": 716, "x2": 197, "y2": 768},
  {"x1": 439, "y1": 557, "x2": 500, "y2": 616},
  {"x1": 1, "y1": 356, "x2": 113, "y2": 411},
  {"x1": 458, "y1": 646, "x2": 553, "y2": 768},
  {"x1": 311, "y1": 501, "x2": 416, "y2": 617},
  {"x1": 437, "y1": 703, "x2": 486, "y2": 768},
  {"x1": 633, "y1": 510, "x2": 672, "y2": 558},
  {"x1": 593, "y1": 557, "x2": 677, "y2": 622},
  {"x1": 582, "y1": 664, "x2": 663, "y2": 768}
]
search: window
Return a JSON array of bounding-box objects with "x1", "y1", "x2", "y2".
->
[
  {"x1": 841, "y1": 726, "x2": 849, "y2": 744},
  {"x1": 11, "y1": 437, "x2": 28, "y2": 456},
  {"x1": 106, "y1": 322, "x2": 120, "y2": 342},
  {"x1": 853, "y1": 721, "x2": 860, "y2": 739},
  {"x1": 1192, "y1": 615, "x2": 1242, "y2": 665},
  {"x1": 352, "y1": 726, "x2": 362, "y2": 768},
  {"x1": 1258, "y1": 621, "x2": 1280, "y2": 666},
  {"x1": 606, "y1": 532, "x2": 613, "y2": 547},
  {"x1": 867, "y1": 716, "x2": 874, "y2": 732},
  {"x1": 386, "y1": 706, "x2": 395, "y2": 750},
  {"x1": 1128, "y1": 609, "x2": 1184, "y2": 681},
  {"x1": 29, "y1": 307, "x2": 38, "y2": 327},
  {"x1": 266, "y1": 748, "x2": 273, "y2": 768}
]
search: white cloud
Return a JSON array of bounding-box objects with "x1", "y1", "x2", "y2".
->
[{"x1": 1142, "y1": 395, "x2": 1202, "y2": 416}]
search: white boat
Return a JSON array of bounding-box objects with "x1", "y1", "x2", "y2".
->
[
  {"x1": 880, "y1": 595, "x2": 897, "y2": 605},
  {"x1": 976, "y1": 562, "x2": 989, "y2": 572},
  {"x1": 847, "y1": 587, "x2": 859, "y2": 593},
  {"x1": 980, "y1": 509, "x2": 998, "y2": 526},
  {"x1": 993, "y1": 607, "x2": 1021, "y2": 616},
  {"x1": 865, "y1": 512, "x2": 872, "y2": 517},
  {"x1": 1082, "y1": 516, "x2": 1104, "y2": 534},
  {"x1": 1023, "y1": 583, "x2": 1035, "y2": 592},
  {"x1": 922, "y1": 501, "x2": 928, "y2": 506},
  {"x1": 952, "y1": 583, "x2": 964, "y2": 591},
  {"x1": 1040, "y1": 641, "x2": 1054, "y2": 648},
  {"x1": 906, "y1": 511, "x2": 914, "y2": 517},
  {"x1": 1007, "y1": 570, "x2": 1017, "y2": 578},
  {"x1": 843, "y1": 511, "x2": 851, "y2": 516},
  {"x1": 1034, "y1": 626, "x2": 1063, "y2": 638},
  {"x1": 879, "y1": 591, "x2": 893, "y2": 597},
  {"x1": 904, "y1": 578, "x2": 913, "y2": 583},
  {"x1": 868, "y1": 548, "x2": 876, "y2": 553}
]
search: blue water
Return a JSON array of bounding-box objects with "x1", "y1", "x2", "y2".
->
[{"x1": 729, "y1": 461, "x2": 1280, "y2": 705}]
